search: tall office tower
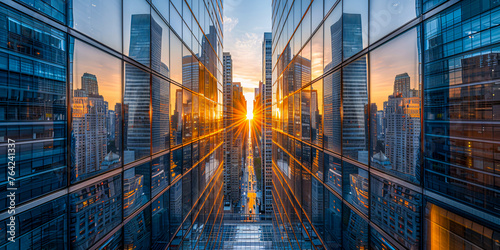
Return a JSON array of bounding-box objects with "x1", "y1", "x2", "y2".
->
[
  {"x1": 262, "y1": 32, "x2": 273, "y2": 214},
  {"x1": 0, "y1": 0, "x2": 224, "y2": 248},
  {"x1": 222, "y1": 52, "x2": 234, "y2": 203},
  {"x1": 225, "y1": 82, "x2": 247, "y2": 205},
  {"x1": 271, "y1": 0, "x2": 500, "y2": 249}
]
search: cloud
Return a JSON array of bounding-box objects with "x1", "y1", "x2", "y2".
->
[
  {"x1": 225, "y1": 32, "x2": 262, "y2": 90},
  {"x1": 223, "y1": 16, "x2": 239, "y2": 33}
]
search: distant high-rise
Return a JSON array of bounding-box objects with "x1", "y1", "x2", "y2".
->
[
  {"x1": 262, "y1": 32, "x2": 273, "y2": 214},
  {"x1": 72, "y1": 73, "x2": 113, "y2": 181}
]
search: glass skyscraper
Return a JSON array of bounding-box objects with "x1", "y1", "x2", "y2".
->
[
  {"x1": 0, "y1": 0, "x2": 224, "y2": 248},
  {"x1": 271, "y1": 0, "x2": 500, "y2": 249}
]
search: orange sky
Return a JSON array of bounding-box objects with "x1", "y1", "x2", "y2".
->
[
  {"x1": 369, "y1": 27, "x2": 420, "y2": 110},
  {"x1": 73, "y1": 40, "x2": 122, "y2": 109}
]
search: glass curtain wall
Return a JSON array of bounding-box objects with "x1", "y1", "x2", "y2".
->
[
  {"x1": 0, "y1": 0, "x2": 224, "y2": 249},
  {"x1": 271, "y1": 0, "x2": 500, "y2": 249}
]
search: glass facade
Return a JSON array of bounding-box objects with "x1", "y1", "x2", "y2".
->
[
  {"x1": 271, "y1": 0, "x2": 500, "y2": 248},
  {"x1": 0, "y1": 0, "x2": 223, "y2": 248}
]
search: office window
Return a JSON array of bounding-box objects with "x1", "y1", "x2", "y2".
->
[
  {"x1": 71, "y1": 38, "x2": 122, "y2": 183},
  {"x1": 342, "y1": 204, "x2": 369, "y2": 249},
  {"x1": 323, "y1": 2, "x2": 342, "y2": 72},
  {"x1": 124, "y1": 162, "x2": 151, "y2": 217},
  {"x1": 343, "y1": 161, "x2": 369, "y2": 215},
  {"x1": 324, "y1": 189, "x2": 341, "y2": 249},
  {"x1": 70, "y1": 174, "x2": 122, "y2": 249},
  {"x1": 123, "y1": 0, "x2": 150, "y2": 66},
  {"x1": 311, "y1": 79, "x2": 323, "y2": 147},
  {"x1": 152, "y1": 190, "x2": 170, "y2": 249},
  {"x1": 152, "y1": 75, "x2": 170, "y2": 153},
  {"x1": 152, "y1": 153, "x2": 169, "y2": 197},
  {"x1": 369, "y1": 0, "x2": 419, "y2": 44},
  {"x1": 323, "y1": 70, "x2": 341, "y2": 153},
  {"x1": 124, "y1": 205, "x2": 152, "y2": 249},
  {"x1": 70, "y1": 0, "x2": 122, "y2": 51},
  {"x1": 343, "y1": 0, "x2": 368, "y2": 59},
  {"x1": 324, "y1": 152, "x2": 342, "y2": 195},
  {"x1": 342, "y1": 56, "x2": 368, "y2": 163},
  {"x1": 151, "y1": 11, "x2": 170, "y2": 78},
  {"x1": 371, "y1": 174, "x2": 421, "y2": 248},
  {"x1": 124, "y1": 63, "x2": 151, "y2": 164},
  {"x1": 171, "y1": 147, "x2": 182, "y2": 181},
  {"x1": 370, "y1": 27, "x2": 421, "y2": 184}
]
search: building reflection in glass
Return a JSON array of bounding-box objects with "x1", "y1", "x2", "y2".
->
[
  {"x1": 343, "y1": 161, "x2": 369, "y2": 215},
  {"x1": 124, "y1": 163, "x2": 150, "y2": 217},
  {"x1": 371, "y1": 175, "x2": 421, "y2": 249},
  {"x1": 70, "y1": 174, "x2": 122, "y2": 249},
  {"x1": 370, "y1": 27, "x2": 421, "y2": 184},
  {"x1": 71, "y1": 40, "x2": 122, "y2": 183},
  {"x1": 342, "y1": 57, "x2": 369, "y2": 163}
]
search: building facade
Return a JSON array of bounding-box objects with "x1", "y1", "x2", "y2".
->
[
  {"x1": 271, "y1": 0, "x2": 500, "y2": 249},
  {"x1": 262, "y1": 32, "x2": 273, "y2": 214},
  {"x1": 0, "y1": 0, "x2": 224, "y2": 249}
]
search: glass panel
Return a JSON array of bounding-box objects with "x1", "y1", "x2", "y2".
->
[
  {"x1": 311, "y1": 26, "x2": 324, "y2": 80},
  {"x1": 170, "y1": 31, "x2": 183, "y2": 83},
  {"x1": 343, "y1": 161, "x2": 369, "y2": 215},
  {"x1": 324, "y1": 70, "x2": 341, "y2": 153},
  {"x1": 370, "y1": 226, "x2": 397, "y2": 250},
  {"x1": 311, "y1": 0, "x2": 324, "y2": 30},
  {"x1": 124, "y1": 162, "x2": 151, "y2": 217},
  {"x1": 301, "y1": 88, "x2": 311, "y2": 142},
  {"x1": 342, "y1": 56, "x2": 368, "y2": 163},
  {"x1": 311, "y1": 79, "x2": 323, "y2": 147},
  {"x1": 151, "y1": 11, "x2": 170, "y2": 78},
  {"x1": 123, "y1": 0, "x2": 150, "y2": 66},
  {"x1": 169, "y1": 180, "x2": 183, "y2": 240},
  {"x1": 371, "y1": 174, "x2": 421, "y2": 248},
  {"x1": 183, "y1": 90, "x2": 193, "y2": 143},
  {"x1": 369, "y1": 0, "x2": 419, "y2": 43},
  {"x1": 294, "y1": 92, "x2": 301, "y2": 138},
  {"x1": 70, "y1": 0, "x2": 122, "y2": 51},
  {"x1": 152, "y1": 153, "x2": 169, "y2": 197},
  {"x1": 343, "y1": 0, "x2": 368, "y2": 59},
  {"x1": 425, "y1": 202, "x2": 500, "y2": 250},
  {"x1": 124, "y1": 205, "x2": 151, "y2": 249},
  {"x1": 18, "y1": 0, "x2": 66, "y2": 23},
  {"x1": 370, "y1": 27, "x2": 421, "y2": 184},
  {"x1": 70, "y1": 174, "x2": 122, "y2": 249},
  {"x1": 71, "y1": 39, "x2": 122, "y2": 183},
  {"x1": 170, "y1": 83, "x2": 183, "y2": 146},
  {"x1": 152, "y1": 190, "x2": 170, "y2": 249},
  {"x1": 171, "y1": 147, "x2": 182, "y2": 181},
  {"x1": 342, "y1": 204, "x2": 369, "y2": 249},
  {"x1": 152, "y1": 75, "x2": 170, "y2": 153},
  {"x1": 124, "y1": 63, "x2": 151, "y2": 163},
  {"x1": 323, "y1": 2, "x2": 342, "y2": 72},
  {"x1": 324, "y1": 152, "x2": 341, "y2": 194},
  {"x1": 324, "y1": 190, "x2": 342, "y2": 249},
  {"x1": 0, "y1": 196, "x2": 67, "y2": 249}
]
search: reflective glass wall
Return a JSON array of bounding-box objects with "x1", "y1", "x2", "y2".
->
[
  {"x1": 271, "y1": 0, "x2": 500, "y2": 249},
  {"x1": 0, "y1": 0, "x2": 224, "y2": 248}
]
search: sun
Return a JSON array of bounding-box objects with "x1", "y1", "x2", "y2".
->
[{"x1": 246, "y1": 112, "x2": 253, "y2": 120}]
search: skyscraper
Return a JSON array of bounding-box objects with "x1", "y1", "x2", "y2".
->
[
  {"x1": 271, "y1": 0, "x2": 500, "y2": 249},
  {"x1": 262, "y1": 32, "x2": 273, "y2": 214},
  {"x1": 0, "y1": 1, "x2": 224, "y2": 248}
]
